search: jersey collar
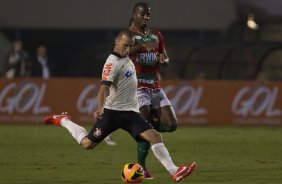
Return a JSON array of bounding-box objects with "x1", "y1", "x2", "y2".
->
[{"x1": 111, "y1": 51, "x2": 126, "y2": 58}]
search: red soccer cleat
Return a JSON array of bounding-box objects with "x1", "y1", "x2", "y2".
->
[
  {"x1": 44, "y1": 112, "x2": 70, "y2": 126},
  {"x1": 144, "y1": 168, "x2": 154, "y2": 180},
  {"x1": 171, "y1": 162, "x2": 196, "y2": 182}
]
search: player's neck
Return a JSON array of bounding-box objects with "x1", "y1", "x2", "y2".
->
[
  {"x1": 130, "y1": 25, "x2": 148, "y2": 35},
  {"x1": 112, "y1": 50, "x2": 126, "y2": 58}
]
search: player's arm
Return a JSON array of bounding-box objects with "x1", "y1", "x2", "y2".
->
[
  {"x1": 93, "y1": 57, "x2": 116, "y2": 120},
  {"x1": 156, "y1": 30, "x2": 169, "y2": 66},
  {"x1": 94, "y1": 82, "x2": 111, "y2": 119}
]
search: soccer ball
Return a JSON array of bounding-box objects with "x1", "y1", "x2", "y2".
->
[{"x1": 121, "y1": 163, "x2": 144, "y2": 183}]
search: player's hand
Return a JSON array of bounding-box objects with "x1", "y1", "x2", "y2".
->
[
  {"x1": 158, "y1": 53, "x2": 165, "y2": 63},
  {"x1": 93, "y1": 111, "x2": 103, "y2": 120}
]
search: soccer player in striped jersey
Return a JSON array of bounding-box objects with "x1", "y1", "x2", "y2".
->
[{"x1": 128, "y1": 2, "x2": 179, "y2": 179}]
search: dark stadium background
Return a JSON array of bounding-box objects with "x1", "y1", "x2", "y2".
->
[
  {"x1": 1, "y1": 0, "x2": 282, "y2": 79},
  {"x1": 1, "y1": 1, "x2": 282, "y2": 184}
]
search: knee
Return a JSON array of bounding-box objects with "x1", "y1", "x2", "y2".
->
[
  {"x1": 166, "y1": 121, "x2": 178, "y2": 132},
  {"x1": 80, "y1": 138, "x2": 95, "y2": 149},
  {"x1": 81, "y1": 143, "x2": 92, "y2": 149},
  {"x1": 163, "y1": 118, "x2": 178, "y2": 132},
  {"x1": 150, "y1": 131, "x2": 162, "y2": 144}
]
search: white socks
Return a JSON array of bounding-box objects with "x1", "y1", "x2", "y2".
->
[
  {"x1": 61, "y1": 118, "x2": 88, "y2": 144},
  {"x1": 151, "y1": 143, "x2": 178, "y2": 175}
]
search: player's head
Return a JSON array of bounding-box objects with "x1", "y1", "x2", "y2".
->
[
  {"x1": 13, "y1": 40, "x2": 23, "y2": 52},
  {"x1": 132, "y1": 2, "x2": 151, "y2": 29},
  {"x1": 114, "y1": 30, "x2": 135, "y2": 57},
  {"x1": 37, "y1": 45, "x2": 47, "y2": 57}
]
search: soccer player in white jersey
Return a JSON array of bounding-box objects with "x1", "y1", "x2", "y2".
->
[{"x1": 44, "y1": 30, "x2": 196, "y2": 182}]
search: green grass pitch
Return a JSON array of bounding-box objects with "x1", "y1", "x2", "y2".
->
[{"x1": 1, "y1": 125, "x2": 282, "y2": 184}]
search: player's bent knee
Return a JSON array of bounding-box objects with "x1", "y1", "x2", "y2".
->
[
  {"x1": 167, "y1": 122, "x2": 178, "y2": 132},
  {"x1": 140, "y1": 129, "x2": 163, "y2": 144}
]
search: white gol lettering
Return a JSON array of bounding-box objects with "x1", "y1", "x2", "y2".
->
[
  {"x1": 77, "y1": 84, "x2": 98, "y2": 114},
  {"x1": 0, "y1": 82, "x2": 50, "y2": 114},
  {"x1": 232, "y1": 86, "x2": 282, "y2": 117},
  {"x1": 164, "y1": 85, "x2": 207, "y2": 116},
  {"x1": 0, "y1": 83, "x2": 16, "y2": 113}
]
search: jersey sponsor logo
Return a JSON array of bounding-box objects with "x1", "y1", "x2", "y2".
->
[
  {"x1": 138, "y1": 78, "x2": 155, "y2": 85},
  {"x1": 138, "y1": 52, "x2": 157, "y2": 64},
  {"x1": 135, "y1": 35, "x2": 142, "y2": 40},
  {"x1": 142, "y1": 37, "x2": 152, "y2": 42},
  {"x1": 102, "y1": 63, "x2": 113, "y2": 80},
  {"x1": 125, "y1": 71, "x2": 133, "y2": 78},
  {"x1": 139, "y1": 87, "x2": 160, "y2": 94}
]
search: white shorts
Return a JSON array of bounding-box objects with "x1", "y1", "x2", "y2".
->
[{"x1": 137, "y1": 88, "x2": 171, "y2": 109}]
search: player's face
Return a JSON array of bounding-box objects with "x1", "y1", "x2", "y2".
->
[
  {"x1": 133, "y1": 6, "x2": 151, "y2": 29},
  {"x1": 37, "y1": 46, "x2": 47, "y2": 57},
  {"x1": 116, "y1": 36, "x2": 135, "y2": 57},
  {"x1": 14, "y1": 41, "x2": 22, "y2": 52}
]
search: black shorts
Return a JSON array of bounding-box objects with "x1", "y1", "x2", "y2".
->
[{"x1": 87, "y1": 108, "x2": 153, "y2": 143}]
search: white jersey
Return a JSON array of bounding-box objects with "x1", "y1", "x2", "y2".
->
[{"x1": 101, "y1": 52, "x2": 139, "y2": 113}]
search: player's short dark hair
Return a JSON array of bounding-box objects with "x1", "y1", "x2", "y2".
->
[
  {"x1": 116, "y1": 30, "x2": 134, "y2": 40},
  {"x1": 132, "y1": 2, "x2": 150, "y2": 13}
]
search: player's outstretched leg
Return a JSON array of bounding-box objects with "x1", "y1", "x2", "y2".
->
[{"x1": 44, "y1": 112, "x2": 88, "y2": 145}]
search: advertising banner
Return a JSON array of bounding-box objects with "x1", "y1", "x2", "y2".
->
[{"x1": 0, "y1": 78, "x2": 281, "y2": 125}]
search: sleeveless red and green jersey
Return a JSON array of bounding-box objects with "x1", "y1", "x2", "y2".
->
[{"x1": 129, "y1": 29, "x2": 167, "y2": 89}]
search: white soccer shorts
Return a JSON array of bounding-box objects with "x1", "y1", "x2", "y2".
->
[{"x1": 137, "y1": 88, "x2": 171, "y2": 109}]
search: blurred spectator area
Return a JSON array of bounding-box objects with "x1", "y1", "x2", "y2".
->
[
  {"x1": 180, "y1": 41, "x2": 282, "y2": 80},
  {"x1": 1, "y1": 28, "x2": 282, "y2": 80},
  {"x1": 0, "y1": 32, "x2": 11, "y2": 75},
  {"x1": 1, "y1": 0, "x2": 282, "y2": 80}
]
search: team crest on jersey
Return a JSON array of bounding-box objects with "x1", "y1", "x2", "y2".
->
[
  {"x1": 125, "y1": 71, "x2": 133, "y2": 77},
  {"x1": 93, "y1": 128, "x2": 102, "y2": 138},
  {"x1": 135, "y1": 35, "x2": 142, "y2": 40}
]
